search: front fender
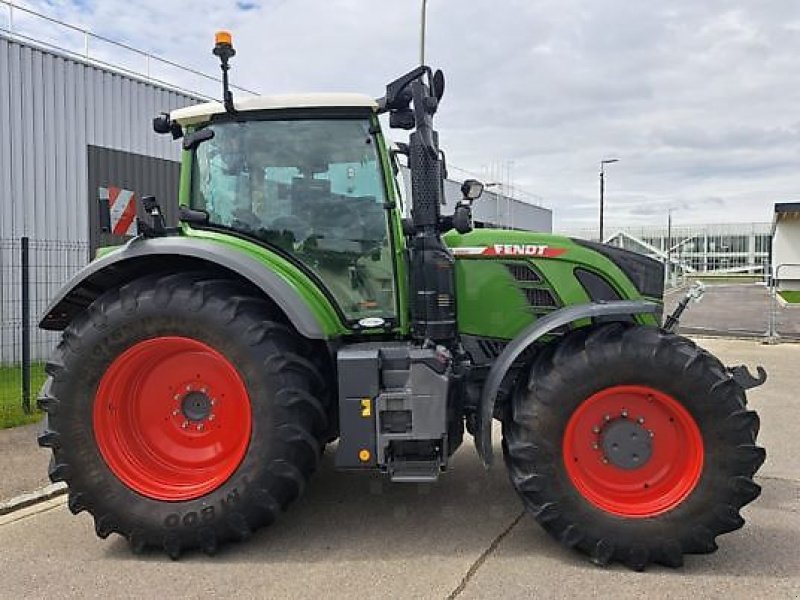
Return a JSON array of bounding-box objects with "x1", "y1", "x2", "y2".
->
[
  {"x1": 476, "y1": 300, "x2": 660, "y2": 467},
  {"x1": 40, "y1": 237, "x2": 341, "y2": 339}
]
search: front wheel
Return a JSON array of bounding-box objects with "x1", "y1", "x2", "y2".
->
[
  {"x1": 502, "y1": 323, "x2": 765, "y2": 571},
  {"x1": 37, "y1": 273, "x2": 330, "y2": 558}
]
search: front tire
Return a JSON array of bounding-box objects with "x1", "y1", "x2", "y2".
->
[
  {"x1": 37, "y1": 273, "x2": 330, "y2": 558},
  {"x1": 502, "y1": 323, "x2": 764, "y2": 571}
]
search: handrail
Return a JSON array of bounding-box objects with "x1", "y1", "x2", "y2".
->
[{"x1": 0, "y1": 0, "x2": 258, "y2": 99}]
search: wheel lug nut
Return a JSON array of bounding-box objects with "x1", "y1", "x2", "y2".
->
[
  {"x1": 172, "y1": 409, "x2": 179, "y2": 416},
  {"x1": 603, "y1": 414, "x2": 611, "y2": 422},
  {"x1": 601, "y1": 457, "x2": 609, "y2": 464},
  {"x1": 621, "y1": 409, "x2": 628, "y2": 418},
  {"x1": 637, "y1": 417, "x2": 645, "y2": 424},
  {"x1": 592, "y1": 426, "x2": 600, "y2": 434},
  {"x1": 592, "y1": 442, "x2": 599, "y2": 450},
  {"x1": 201, "y1": 387, "x2": 208, "y2": 393},
  {"x1": 208, "y1": 414, "x2": 215, "y2": 421},
  {"x1": 181, "y1": 421, "x2": 189, "y2": 429},
  {"x1": 648, "y1": 430, "x2": 654, "y2": 438},
  {"x1": 196, "y1": 423, "x2": 204, "y2": 431}
]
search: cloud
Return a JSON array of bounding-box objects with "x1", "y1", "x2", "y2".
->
[{"x1": 12, "y1": 0, "x2": 800, "y2": 230}]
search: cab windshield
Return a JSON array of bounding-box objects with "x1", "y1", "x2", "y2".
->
[{"x1": 190, "y1": 117, "x2": 395, "y2": 322}]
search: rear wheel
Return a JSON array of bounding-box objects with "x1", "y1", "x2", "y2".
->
[
  {"x1": 502, "y1": 323, "x2": 764, "y2": 570},
  {"x1": 38, "y1": 273, "x2": 330, "y2": 558}
]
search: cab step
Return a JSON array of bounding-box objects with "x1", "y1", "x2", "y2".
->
[{"x1": 387, "y1": 459, "x2": 442, "y2": 483}]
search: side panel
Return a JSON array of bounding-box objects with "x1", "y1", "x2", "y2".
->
[{"x1": 447, "y1": 230, "x2": 659, "y2": 340}]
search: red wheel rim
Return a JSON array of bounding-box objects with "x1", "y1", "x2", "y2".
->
[
  {"x1": 563, "y1": 385, "x2": 703, "y2": 518},
  {"x1": 93, "y1": 337, "x2": 252, "y2": 501}
]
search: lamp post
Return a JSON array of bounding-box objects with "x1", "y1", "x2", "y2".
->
[
  {"x1": 667, "y1": 208, "x2": 672, "y2": 287},
  {"x1": 420, "y1": 0, "x2": 428, "y2": 65},
  {"x1": 599, "y1": 158, "x2": 619, "y2": 242}
]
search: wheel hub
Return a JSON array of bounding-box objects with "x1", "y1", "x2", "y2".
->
[
  {"x1": 181, "y1": 390, "x2": 213, "y2": 422},
  {"x1": 601, "y1": 418, "x2": 652, "y2": 470},
  {"x1": 562, "y1": 385, "x2": 704, "y2": 518},
  {"x1": 93, "y1": 336, "x2": 252, "y2": 501}
]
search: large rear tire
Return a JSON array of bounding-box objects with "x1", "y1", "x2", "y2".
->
[
  {"x1": 502, "y1": 323, "x2": 764, "y2": 571},
  {"x1": 37, "y1": 273, "x2": 330, "y2": 558}
]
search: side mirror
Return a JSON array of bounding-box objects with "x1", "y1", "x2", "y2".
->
[
  {"x1": 460, "y1": 179, "x2": 484, "y2": 202},
  {"x1": 389, "y1": 108, "x2": 416, "y2": 130},
  {"x1": 432, "y1": 69, "x2": 445, "y2": 102},
  {"x1": 452, "y1": 205, "x2": 473, "y2": 234},
  {"x1": 153, "y1": 112, "x2": 183, "y2": 139}
]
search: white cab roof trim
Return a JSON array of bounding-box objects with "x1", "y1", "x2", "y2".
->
[{"x1": 171, "y1": 93, "x2": 378, "y2": 125}]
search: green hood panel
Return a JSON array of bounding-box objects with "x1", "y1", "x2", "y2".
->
[{"x1": 444, "y1": 230, "x2": 657, "y2": 339}]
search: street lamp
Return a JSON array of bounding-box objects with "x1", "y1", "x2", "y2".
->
[
  {"x1": 599, "y1": 158, "x2": 619, "y2": 242},
  {"x1": 420, "y1": 0, "x2": 428, "y2": 65}
]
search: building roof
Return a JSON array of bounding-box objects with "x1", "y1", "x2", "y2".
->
[
  {"x1": 774, "y1": 202, "x2": 800, "y2": 215},
  {"x1": 771, "y1": 202, "x2": 800, "y2": 235},
  {"x1": 170, "y1": 93, "x2": 379, "y2": 125}
]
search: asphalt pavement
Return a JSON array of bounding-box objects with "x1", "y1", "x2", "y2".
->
[
  {"x1": 665, "y1": 283, "x2": 800, "y2": 339},
  {"x1": 0, "y1": 338, "x2": 798, "y2": 599},
  {"x1": 0, "y1": 423, "x2": 51, "y2": 502}
]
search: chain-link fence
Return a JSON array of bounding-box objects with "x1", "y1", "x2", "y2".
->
[{"x1": 1, "y1": 237, "x2": 90, "y2": 428}]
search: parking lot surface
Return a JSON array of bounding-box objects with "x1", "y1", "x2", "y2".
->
[
  {"x1": 666, "y1": 283, "x2": 800, "y2": 339},
  {"x1": 0, "y1": 338, "x2": 797, "y2": 599}
]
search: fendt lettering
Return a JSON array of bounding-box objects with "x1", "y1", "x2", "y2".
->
[
  {"x1": 489, "y1": 244, "x2": 566, "y2": 257},
  {"x1": 36, "y1": 31, "x2": 765, "y2": 571}
]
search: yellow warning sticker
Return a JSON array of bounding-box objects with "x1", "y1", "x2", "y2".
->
[{"x1": 360, "y1": 398, "x2": 372, "y2": 417}]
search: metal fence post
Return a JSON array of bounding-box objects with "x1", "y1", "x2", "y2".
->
[
  {"x1": 21, "y1": 236, "x2": 31, "y2": 413},
  {"x1": 769, "y1": 263, "x2": 800, "y2": 344},
  {"x1": 767, "y1": 272, "x2": 777, "y2": 344}
]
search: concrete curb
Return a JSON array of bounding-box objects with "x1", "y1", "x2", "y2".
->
[{"x1": 0, "y1": 483, "x2": 67, "y2": 516}]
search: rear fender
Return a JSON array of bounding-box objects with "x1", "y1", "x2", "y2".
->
[
  {"x1": 476, "y1": 300, "x2": 660, "y2": 467},
  {"x1": 39, "y1": 237, "x2": 340, "y2": 339}
]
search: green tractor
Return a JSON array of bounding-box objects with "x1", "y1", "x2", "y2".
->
[{"x1": 37, "y1": 33, "x2": 765, "y2": 570}]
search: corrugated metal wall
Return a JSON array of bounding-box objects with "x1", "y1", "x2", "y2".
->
[
  {"x1": 0, "y1": 33, "x2": 200, "y2": 362},
  {"x1": 0, "y1": 32, "x2": 199, "y2": 243}
]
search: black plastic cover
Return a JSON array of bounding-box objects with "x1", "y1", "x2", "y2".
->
[
  {"x1": 574, "y1": 268, "x2": 622, "y2": 302},
  {"x1": 573, "y1": 239, "x2": 665, "y2": 298}
]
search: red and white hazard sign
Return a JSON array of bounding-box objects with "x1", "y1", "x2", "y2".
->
[{"x1": 99, "y1": 186, "x2": 137, "y2": 236}]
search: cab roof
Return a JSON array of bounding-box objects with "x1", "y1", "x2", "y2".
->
[{"x1": 170, "y1": 93, "x2": 379, "y2": 126}]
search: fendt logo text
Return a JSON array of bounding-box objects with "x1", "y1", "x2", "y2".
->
[{"x1": 452, "y1": 245, "x2": 567, "y2": 258}]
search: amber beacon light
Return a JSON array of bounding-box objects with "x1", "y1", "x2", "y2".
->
[
  {"x1": 214, "y1": 30, "x2": 233, "y2": 48},
  {"x1": 212, "y1": 30, "x2": 236, "y2": 114}
]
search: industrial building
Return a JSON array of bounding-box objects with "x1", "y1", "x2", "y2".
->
[{"x1": 567, "y1": 223, "x2": 773, "y2": 280}]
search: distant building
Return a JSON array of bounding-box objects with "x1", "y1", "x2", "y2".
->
[
  {"x1": 771, "y1": 203, "x2": 800, "y2": 291},
  {"x1": 566, "y1": 223, "x2": 772, "y2": 278},
  {"x1": 398, "y1": 165, "x2": 553, "y2": 233}
]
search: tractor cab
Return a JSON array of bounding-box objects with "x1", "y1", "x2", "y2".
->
[{"x1": 170, "y1": 96, "x2": 400, "y2": 324}]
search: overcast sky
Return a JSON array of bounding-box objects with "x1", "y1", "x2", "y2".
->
[{"x1": 9, "y1": 0, "x2": 800, "y2": 230}]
